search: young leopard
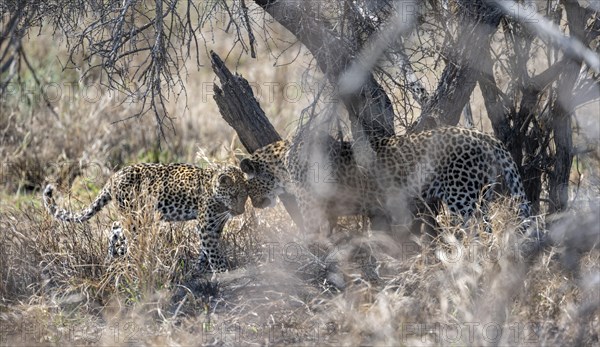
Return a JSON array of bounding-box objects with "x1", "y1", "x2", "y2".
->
[
  {"x1": 43, "y1": 163, "x2": 248, "y2": 273},
  {"x1": 240, "y1": 127, "x2": 531, "y2": 235}
]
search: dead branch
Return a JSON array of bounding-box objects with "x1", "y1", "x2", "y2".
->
[{"x1": 210, "y1": 51, "x2": 303, "y2": 228}]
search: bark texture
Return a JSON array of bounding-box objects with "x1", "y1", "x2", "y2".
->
[{"x1": 210, "y1": 51, "x2": 303, "y2": 227}]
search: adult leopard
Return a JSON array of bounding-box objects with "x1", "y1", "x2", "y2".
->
[
  {"x1": 240, "y1": 127, "x2": 531, "y2": 235},
  {"x1": 43, "y1": 163, "x2": 248, "y2": 272}
]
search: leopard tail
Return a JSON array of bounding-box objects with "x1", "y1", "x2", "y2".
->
[{"x1": 43, "y1": 184, "x2": 112, "y2": 222}]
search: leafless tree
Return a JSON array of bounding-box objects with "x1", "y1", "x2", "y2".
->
[{"x1": 2, "y1": 0, "x2": 599, "y2": 217}]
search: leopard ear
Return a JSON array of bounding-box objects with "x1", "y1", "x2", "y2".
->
[
  {"x1": 240, "y1": 158, "x2": 258, "y2": 178},
  {"x1": 218, "y1": 174, "x2": 234, "y2": 186}
]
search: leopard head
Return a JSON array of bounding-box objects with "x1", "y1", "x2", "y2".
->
[
  {"x1": 213, "y1": 166, "x2": 248, "y2": 216},
  {"x1": 240, "y1": 141, "x2": 289, "y2": 209}
]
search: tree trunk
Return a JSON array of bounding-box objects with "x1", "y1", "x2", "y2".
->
[
  {"x1": 548, "y1": 0, "x2": 586, "y2": 214},
  {"x1": 412, "y1": 0, "x2": 503, "y2": 133},
  {"x1": 252, "y1": 0, "x2": 395, "y2": 141},
  {"x1": 210, "y1": 51, "x2": 304, "y2": 228},
  {"x1": 548, "y1": 59, "x2": 579, "y2": 214}
]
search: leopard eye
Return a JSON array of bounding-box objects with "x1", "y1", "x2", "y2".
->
[{"x1": 218, "y1": 174, "x2": 234, "y2": 186}]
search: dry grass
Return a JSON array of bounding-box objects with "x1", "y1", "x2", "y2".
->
[
  {"x1": 2, "y1": 190, "x2": 599, "y2": 346},
  {"x1": 1, "y1": 21, "x2": 599, "y2": 347}
]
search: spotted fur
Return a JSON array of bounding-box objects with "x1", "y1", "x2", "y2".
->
[
  {"x1": 43, "y1": 163, "x2": 248, "y2": 272},
  {"x1": 241, "y1": 127, "x2": 531, "y2": 234}
]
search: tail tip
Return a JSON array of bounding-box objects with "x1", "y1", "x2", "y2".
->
[{"x1": 43, "y1": 184, "x2": 54, "y2": 198}]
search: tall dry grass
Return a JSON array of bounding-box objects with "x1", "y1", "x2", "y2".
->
[
  {"x1": 2, "y1": 192, "x2": 598, "y2": 345},
  {"x1": 1, "y1": 16, "x2": 599, "y2": 347}
]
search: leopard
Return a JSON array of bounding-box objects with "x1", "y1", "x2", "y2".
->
[
  {"x1": 43, "y1": 163, "x2": 248, "y2": 273},
  {"x1": 240, "y1": 126, "x2": 531, "y2": 237}
]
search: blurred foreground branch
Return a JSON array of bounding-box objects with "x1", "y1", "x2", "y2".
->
[
  {"x1": 412, "y1": 0, "x2": 503, "y2": 132},
  {"x1": 252, "y1": 0, "x2": 396, "y2": 141}
]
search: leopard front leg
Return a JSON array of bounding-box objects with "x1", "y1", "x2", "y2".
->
[
  {"x1": 197, "y1": 227, "x2": 228, "y2": 273},
  {"x1": 297, "y1": 193, "x2": 331, "y2": 238},
  {"x1": 196, "y1": 201, "x2": 230, "y2": 273}
]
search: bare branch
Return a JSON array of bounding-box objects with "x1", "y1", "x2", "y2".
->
[
  {"x1": 412, "y1": 0, "x2": 503, "y2": 132},
  {"x1": 529, "y1": 59, "x2": 569, "y2": 90},
  {"x1": 338, "y1": 1, "x2": 416, "y2": 98},
  {"x1": 252, "y1": 0, "x2": 396, "y2": 140},
  {"x1": 491, "y1": 0, "x2": 600, "y2": 73},
  {"x1": 240, "y1": 0, "x2": 257, "y2": 58}
]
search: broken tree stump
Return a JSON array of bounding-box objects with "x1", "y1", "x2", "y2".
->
[{"x1": 210, "y1": 51, "x2": 303, "y2": 228}]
